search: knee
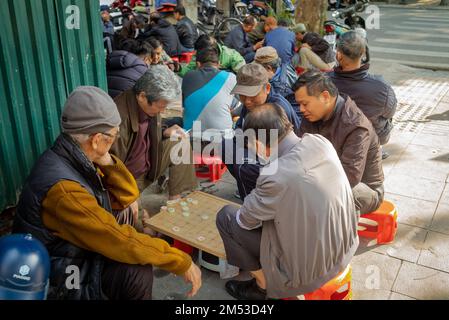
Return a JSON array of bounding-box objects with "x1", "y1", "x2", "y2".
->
[{"x1": 216, "y1": 205, "x2": 238, "y2": 230}]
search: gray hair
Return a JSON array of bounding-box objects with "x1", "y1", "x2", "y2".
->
[
  {"x1": 67, "y1": 133, "x2": 90, "y2": 144},
  {"x1": 336, "y1": 31, "x2": 367, "y2": 61},
  {"x1": 133, "y1": 65, "x2": 181, "y2": 102}
]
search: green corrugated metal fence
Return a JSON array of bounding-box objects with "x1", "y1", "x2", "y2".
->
[{"x1": 0, "y1": 0, "x2": 107, "y2": 212}]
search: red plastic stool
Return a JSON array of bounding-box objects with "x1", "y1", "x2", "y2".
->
[
  {"x1": 173, "y1": 240, "x2": 194, "y2": 255},
  {"x1": 284, "y1": 264, "x2": 352, "y2": 300},
  {"x1": 179, "y1": 51, "x2": 195, "y2": 64},
  {"x1": 358, "y1": 200, "x2": 398, "y2": 245},
  {"x1": 193, "y1": 153, "x2": 227, "y2": 183}
]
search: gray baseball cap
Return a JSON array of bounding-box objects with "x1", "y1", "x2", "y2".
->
[
  {"x1": 61, "y1": 86, "x2": 121, "y2": 134},
  {"x1": 231, "y1": 63, "x2": 269, "y2": 97}
]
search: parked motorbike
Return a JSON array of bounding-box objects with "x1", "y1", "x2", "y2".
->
[
  {"x1": 198, "y1": 0, "x2": 223, "y2": 25},
  {"x1": 324, "y1": 0, "x2": 370, "y2": 62}
]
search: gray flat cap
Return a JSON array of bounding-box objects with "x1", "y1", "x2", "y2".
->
[{"x1": 61, "y1": 86, "x2": 121, "y2": 134}]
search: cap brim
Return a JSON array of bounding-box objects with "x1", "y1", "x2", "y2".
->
[{"x1": 231, "y1": 84, "x2": 264, "y2": 97}]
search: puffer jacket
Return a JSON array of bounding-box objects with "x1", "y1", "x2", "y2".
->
[
  {"x1": 330, "y1": 64, "x2": 397, "y2": 145},
  {"x1": 175, "y1": 16, "x2": 198, "y2": 49},
  {"x1": 106, "y1": 50, "x2": 148, "y2": 98}
]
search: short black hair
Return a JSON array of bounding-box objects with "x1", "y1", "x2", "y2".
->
[
  {"x1": 146, "y1": 37, "x2": 162, "y2": 50},
  {"x1": 120, "y1": 39, "x2": 154, "y2": 57},
  {"x1": 278, "y1": 19, "x2": 289, "y2": 27},
  {"x1": 243, "y1": 103, "x2": 293, "y2": 147},
  {"x1": 196, "y1": 48, "x2": 219, "y2": 65},
  {"x1": 243, "y1": 15, "x2": 257, "y2": 26},
  {"x1": 293, "y1": 70, "x2": 339, "y2": 97},
  {"x1": 194, "y1": 34, "x2": 218, "y2": 51},
  {"x1": 174, "y1": 6, "x2": 186, "y2": 16}
]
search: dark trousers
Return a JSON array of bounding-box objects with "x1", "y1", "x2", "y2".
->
[
  {"x1": 102, "y1": 260, "x2": 153, "y2": 300},
  {"x1": 216, "y1": 205, "x2": 262, "y2": 271},
  {"x1": 222, "y1": 138, "x2": 262, "y2": 200}
]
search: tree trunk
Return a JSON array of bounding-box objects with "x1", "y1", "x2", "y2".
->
[{"x1": 295, "y1": 0, "x2": 328, "y2": 34}]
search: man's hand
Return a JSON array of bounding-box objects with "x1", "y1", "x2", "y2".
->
[
  {"x1": 130, "y1": 200, "x2": 139, "y2": 224},
  {"x1": 95, "y1": 152, "x2": 115, "y2": 166},
  {"x1": 163, "y1": 125, "x2": 188, "y2": 139},
  {"x1": 182, "y1": 263, "x2": 202, "y2": 297},
  {"x1": 253, "y1": 40, "x2": 264, "y2": 51}
]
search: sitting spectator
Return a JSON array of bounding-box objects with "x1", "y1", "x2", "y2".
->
[
  {"x1": 13, "y1": 86, "x2": 202, "y2": 300},
  {"x1": 254, "y1": 46, "x2": 300, "y2": 120},
  {"x1": 330, "y1": 31, "x2": 397, "y2": 159},
  {"x1": 222, "y1": 64, "x2": 301, "y2": 200},
  {"x1": 295, "y1": 71, "x2": 384, "y2": 214},
  {"x1": 263, "y1": 16, "x2": 296, "y2": 64},
  {"x1": 174, "y1": 5, "x2": 198, "y2": 52},
  {"x1": 146, "y1": 37, "x2": 180, "y2": 72},
  {"x1": 178, "y1": 35, "x2": 246, "y2": 77},
  {"x1": 106, "y1": 40, "x2": 153, "y2": 98},
  {"x1": 115, "y1": 14, "x2": 147, "y2": 49},
  {"x1": 182, "y1": 49, "x2": 237, "y2": 141},
  {"x1": 110, "y1": 66, "x2": 197, "y2": 199},
  {"x1": 292, "y1": 24, "x2": 336, "y2": 72},
  {"x1": 224, "y1": 15, "x2": 263, "y2": 63},
  {"x1": 140, "y1": 12, "x2": 182, "y2": 57},
  {"x1": 217, "y1": 103, "x2": 358, "y2": 300}
]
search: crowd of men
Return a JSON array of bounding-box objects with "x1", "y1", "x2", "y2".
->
[{"x1": 12, "y1": 3, "x2": 397, "y2": 300}]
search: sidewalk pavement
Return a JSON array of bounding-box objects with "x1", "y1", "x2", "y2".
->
[{"x1": 146, "y1": 61, "x2": 449, "y2": 300}]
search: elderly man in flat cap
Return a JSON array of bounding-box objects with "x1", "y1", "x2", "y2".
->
[{"x1": 13, "y1": 86, "x2": 202, "y2": 300}]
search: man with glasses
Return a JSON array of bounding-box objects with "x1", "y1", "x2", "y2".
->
[{"x1": 13, "y1": 86, "x2": 202, "y2": 300}]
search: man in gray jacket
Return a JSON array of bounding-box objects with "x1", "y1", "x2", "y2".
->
[
  {"x1": 330, "y1": 31, "x2": 397, "y2": 159},
  {"x1": 216, "y1": 103, "x2": 359, "y2": 300}
]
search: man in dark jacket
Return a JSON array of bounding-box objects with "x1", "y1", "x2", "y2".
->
[
  {"x1": 174, "y1": 6, "x2": 198, "y2": 52},
  {"x1": 224, "y1": 15, "x2": 263, "y2": 63},
  {"x1": 330, "y1": 31, "x2": 397, "y2": 159},
  {"x1": 293, "y1": 24, "x2": 336, "y2": 72},
  {"x1": 140, "y1": 12, "x2": 182, "y2": 57},
  {"x1": 107, "y1": 40, "x2": 153, "y2": 98},
  {"x1": 295, "y1": 71, "x2": 384, "y2": 215},
  {"x1": 13, "y1": 86, "x2": 201, "y2": 300}
]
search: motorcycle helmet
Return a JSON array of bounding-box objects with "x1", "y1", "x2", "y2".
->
[{"x1": 0, "y1": 234, "x2": 50, "y2": 300}]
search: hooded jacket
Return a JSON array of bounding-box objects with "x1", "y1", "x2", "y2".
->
[{"x1": 107, "y1": 50, "x2": 148, "y2": 98}]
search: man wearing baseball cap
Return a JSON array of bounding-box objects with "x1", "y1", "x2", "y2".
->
[
  {"x1": 224, "y1": 63, "x2": 300, "y2": 200},
  {"x1": 13, "y1": 86, "x2": 201, "y2": 300}
]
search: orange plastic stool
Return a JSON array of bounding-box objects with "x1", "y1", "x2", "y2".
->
[
  {"x1": 357, "y1": 200, "x2": 398, "y2": 245},
  {"x1": 193, "y1": 153, "x2": 227, "y2": 183},
  {"x1": 284, "y1": 264, "x2": 352, "y2": 300},
  {"x1": 179, "y1": 51, "x2": 195, "y2": 64}
]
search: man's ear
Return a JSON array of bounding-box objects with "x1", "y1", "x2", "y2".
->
[
  {"x1": 320, "y1": 91, "x2": 332, "y2": 105},
  {"x1": 266, "y1": 82, "x2": 271, "y2": 94},
  {"x1": 90, "y1": 133, "x2": 102, "y2": 150}
]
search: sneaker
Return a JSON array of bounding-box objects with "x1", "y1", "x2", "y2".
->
[{"x1": 382, "y1": 150, "x2": 390, "y2": 160}]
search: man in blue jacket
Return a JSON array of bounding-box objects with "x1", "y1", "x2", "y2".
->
[{"x1": 225, "y1": 16, "x2": 263, "y2": 63}]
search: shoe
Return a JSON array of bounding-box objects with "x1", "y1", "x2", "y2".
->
[
  {"x1": 382, "y1": 150, "x2": 390, "y2": 160},
  {"x1": 225, "y1": 278, "x2": 267, "y2": 300},
  {"x1": 234, "y1": 190, "x2": 241, "y2": 199}
]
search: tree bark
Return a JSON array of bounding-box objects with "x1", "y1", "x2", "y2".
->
[{"x1": 295, "y1": 0, "x2": 328, "y2": 34}]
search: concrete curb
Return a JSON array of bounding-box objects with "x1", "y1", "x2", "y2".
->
[{"x1": 371, "y1": 2, "x2": 449, "y2": 10}]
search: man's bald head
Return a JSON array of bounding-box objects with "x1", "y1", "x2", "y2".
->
[
  {"x1": 264, "y1": 16, "x2": 278, "y2": 32},
  {"x1": 243, "y1": 103, "x2": 293, "y2": 147}
]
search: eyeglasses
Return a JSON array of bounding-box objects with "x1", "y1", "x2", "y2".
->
[{"x1": 99, "y1": 130, "x2": 120, "y2": 141}]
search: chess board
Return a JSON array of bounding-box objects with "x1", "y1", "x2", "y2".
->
[{"x1": 146, "y1": 191, "x2": 241, "y2": 259}]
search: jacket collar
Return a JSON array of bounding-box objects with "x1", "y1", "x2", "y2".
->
[
  {"x1": 333, "y1": 63, "x2": 370, "y2": 80},
  {"x1": 277, "y1": 131, "x2": 300, "y2": 158},
  {"x1": 124, "y1": 90, "x2": 141, "y2": 133}
]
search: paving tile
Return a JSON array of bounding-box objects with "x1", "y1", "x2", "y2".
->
[
  {"x1": 352, "y1": 280, "x2": 391, "y2": 300},
  {"x1": 392, "y1": 261, "x2": 449, "y2": 300},
  {"x1": 429, "y1": 202, "x2": 449, "y2": 235},
  {"x1": 441, "y1": 184, "x2": 449, "y2": 204},
  {"x1": 391, "y1": 144, "x2": 449, "y2": 182},
  {"x1": 351, "y1": 251, "x2": 402, "y2": 292},
  {"x1": 418, "y1": 231, "x2": 449, "y2": 273},
  {"x1": 384, "y1": 193, "x2": 436, "y2": 229},
  {"x1": 389, "y1": 292, "x2": 416, "y2": 300},
  {"x1": 410, "y1": 132, "x2": 449, "y2": 149},
  {"x1": 372, "y1": 224, "x2": 427, "y2": 264},
  {"x1": 384, "y1": 173, "x2": 446, "y2": 202}
]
